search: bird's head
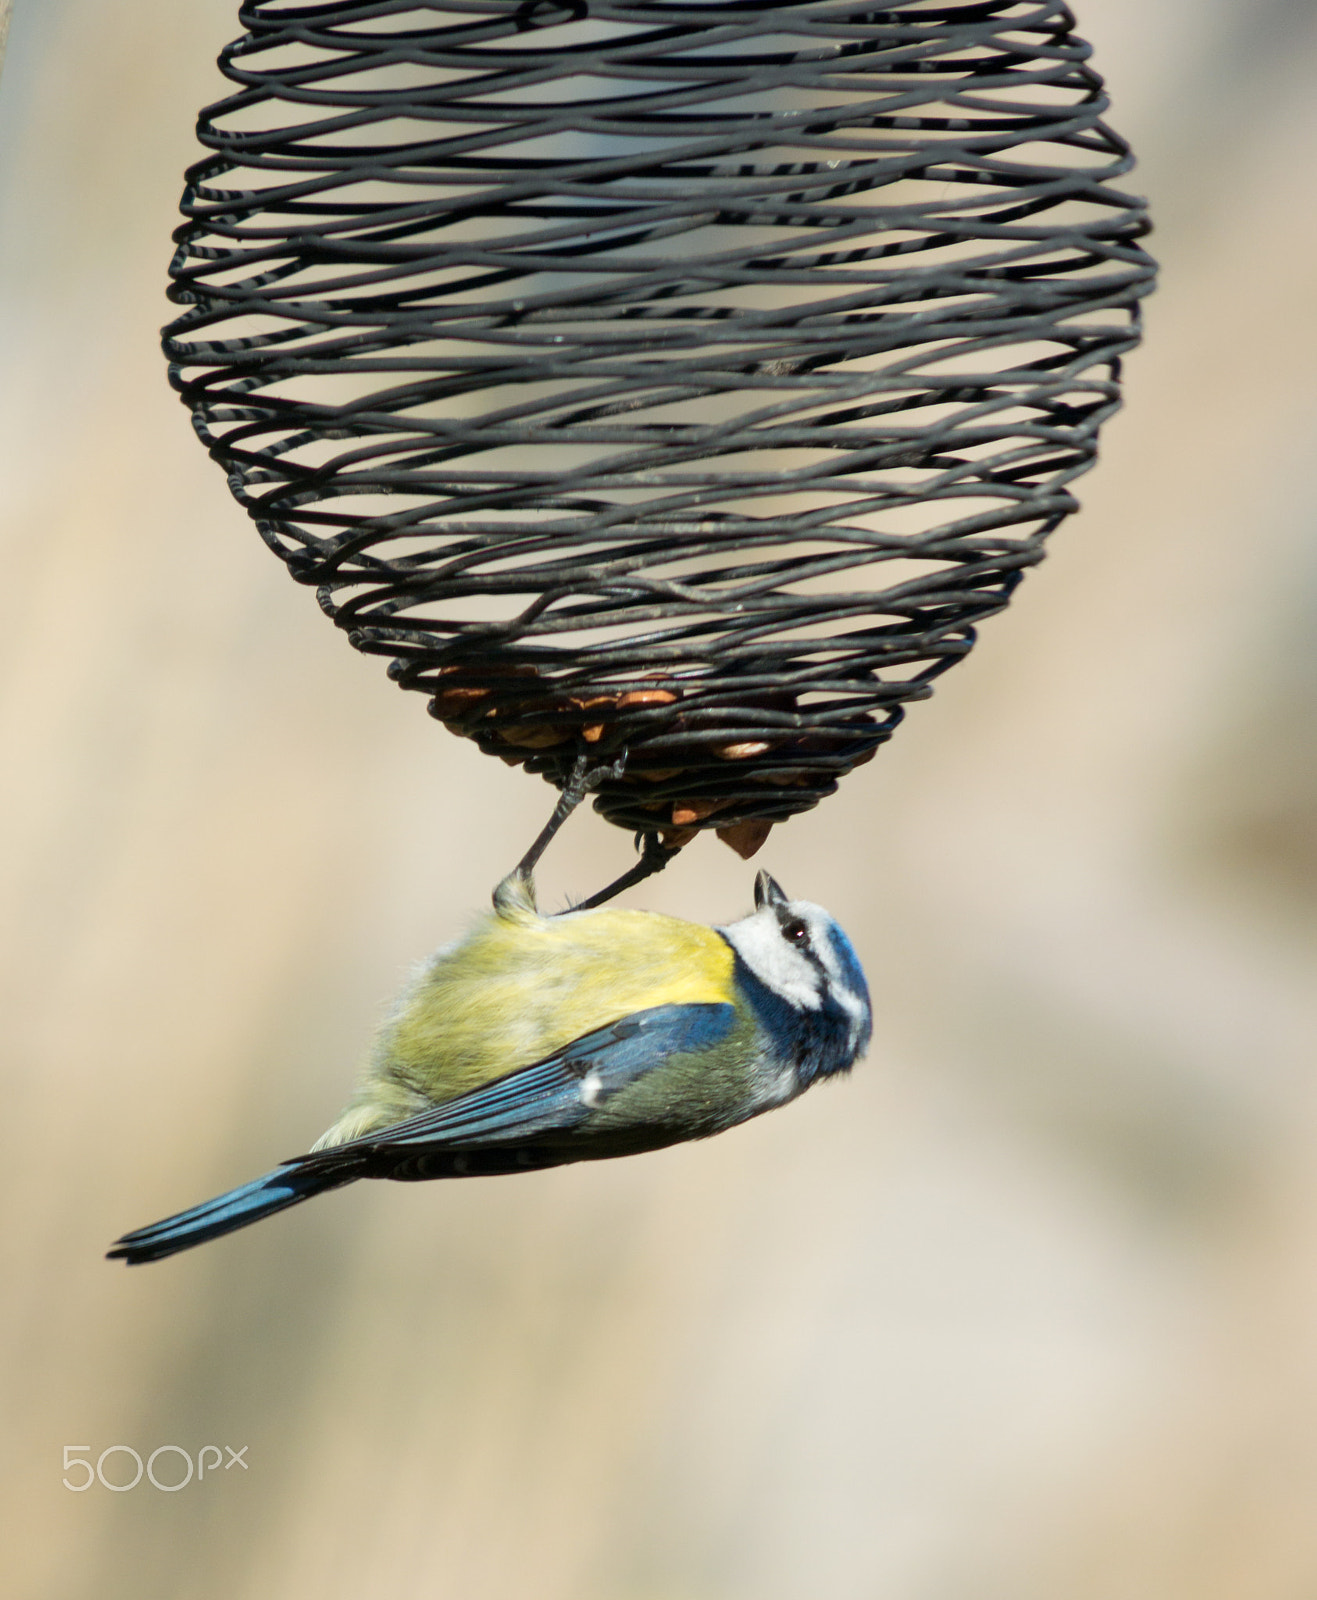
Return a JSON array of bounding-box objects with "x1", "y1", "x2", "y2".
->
[{"x1": 720, "y1": 870, "x2": 872, "y2": 1082}]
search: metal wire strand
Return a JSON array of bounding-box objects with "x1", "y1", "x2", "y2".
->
[{"x1": 166, "y1": 0, "x2": 1155, "y2": 849}]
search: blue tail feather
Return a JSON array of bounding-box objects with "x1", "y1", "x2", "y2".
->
[{"x1": 108, "y1": 1159, "x2": 357, "y2": 1265}]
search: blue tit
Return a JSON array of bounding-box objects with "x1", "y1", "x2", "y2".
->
[{"x1": 109, "y1": 868, "x2": 870, "y2": 1264}]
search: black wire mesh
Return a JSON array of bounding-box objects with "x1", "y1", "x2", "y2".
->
[{"x1": 167, "y1": 0, "x2": 1155, "y2": 852}]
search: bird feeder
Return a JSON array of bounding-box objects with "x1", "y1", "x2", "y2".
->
[{"x1": 166, "y1": 0, "x2": 1155, "y2": 860}]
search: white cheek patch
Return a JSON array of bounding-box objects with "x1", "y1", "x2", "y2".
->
[
  {"x1": 798, "y1": 904, "x2": 872, "y2": 1052},
  {"x1": 815, "y1": 937, "x2": 867, "y2": 1024},
  {"x1": 721, "y1": 910, "x2": 822, "y2": 1010}
]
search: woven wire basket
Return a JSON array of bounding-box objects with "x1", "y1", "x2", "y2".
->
[{"x1": 167, "y1": 0, "x2": 1155, "y2": 855}]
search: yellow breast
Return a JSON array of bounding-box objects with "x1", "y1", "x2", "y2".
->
[{"x1": 380, "y1": 903, "x2": 735, "y2": 1106}]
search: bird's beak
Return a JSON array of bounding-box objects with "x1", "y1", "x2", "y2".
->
[{"x1": 754, "y1": 869, "x2": 788, "y2": 911}]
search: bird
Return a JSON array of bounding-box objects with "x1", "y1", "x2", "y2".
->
[{"x1": 108, "y1": 867, "x2": 870, "y2": 1264}]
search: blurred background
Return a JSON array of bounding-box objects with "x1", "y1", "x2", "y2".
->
[{"x1": 2, "y1": 2, "x2": 1315, "y2": 1596}]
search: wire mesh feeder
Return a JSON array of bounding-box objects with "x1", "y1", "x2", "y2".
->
[{"x1": 167, "y1": 0, "x2": 1155, "y2": 863}]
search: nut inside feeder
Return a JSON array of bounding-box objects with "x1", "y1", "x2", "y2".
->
[{"x1": 166, "y1": 0, "x2": 1155, "y2": 860}]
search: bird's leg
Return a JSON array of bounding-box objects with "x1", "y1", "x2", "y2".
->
[
  {"x1": 570, "y1": 831, "x2": 681, "y2": 912},
  {"x1": 493, "y1": 752, "x2": 628, "y2": 912}
]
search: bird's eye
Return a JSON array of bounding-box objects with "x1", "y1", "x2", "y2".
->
[{"x1": 782, "y1": 917, "x2": 809, "y2": 945}]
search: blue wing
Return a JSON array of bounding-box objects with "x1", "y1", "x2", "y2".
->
[{"x1": 349, "y1": 1000, "x2": 736, "y2": 1164}]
